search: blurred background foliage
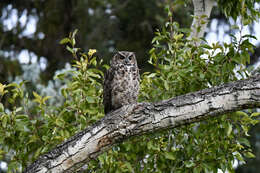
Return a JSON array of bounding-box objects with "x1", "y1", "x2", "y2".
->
[
  {"x1": 0, "y1": 0, "x2": 177, "y2": 81},
  {"x1": 0, "y1": 0, "x2": 260, "y2": 172}
]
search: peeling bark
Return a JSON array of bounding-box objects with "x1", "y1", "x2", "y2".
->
[{"x1": 24, "y1": 75, "x2": 260, "y2": 172}]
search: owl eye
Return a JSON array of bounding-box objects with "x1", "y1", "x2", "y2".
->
[
  {"x1": 129, "y1": 56, "x2": 132, "y2": 60},
  {"x1": 119, "y1": 55, "x2": 125, "y2": 60}
]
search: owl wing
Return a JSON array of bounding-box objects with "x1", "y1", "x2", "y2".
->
[{"x1": 103, "y1": 67, "x2": 114, "y2": 114}]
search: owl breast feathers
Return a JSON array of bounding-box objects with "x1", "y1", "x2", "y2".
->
[{"x1": 103, "y1": 51, "x2": 140, "y2": 114}]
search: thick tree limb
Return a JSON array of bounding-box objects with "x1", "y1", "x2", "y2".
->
[
  {"x1": 188, "y1": 0, "x2": 215, "y2": 43},
  {"x1": 24, "y1": 75, "x2": 260, "y2": 172}
]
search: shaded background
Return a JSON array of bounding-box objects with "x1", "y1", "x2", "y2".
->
[{"x1": 0, "y1": 0, "x2": 259, "y2": 172}]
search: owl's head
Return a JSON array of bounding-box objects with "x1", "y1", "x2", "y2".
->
[{"x1": 111, "y1": 51, "x2": 137, "y2": 67}]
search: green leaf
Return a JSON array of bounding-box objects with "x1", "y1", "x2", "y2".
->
[
  {"x1": 86, "y1": 96, "x2": 95, "y2": 103},
  {"x1": 61, "y1": 88, "x2": 68, "y2": 98},
  {"x1": 55, "y1": 118, "x2": 65, "y2": 127},
  {"x1": 194, "y1": 167, "x2": 202, "y2": 173},
  {"x1": 42, "y1": 136, "x2": 49, "y2": 141},
  {"x1": 238, "y1": 137, "x2": 250, "y2": 147},
  {"x1": 230, "y1": 24, "x2": 239, "y2": 30},
  {"x1": 200, "y1": 73, "x2": 205, "y2": 79},
  {"x1": 55, "y1": 73, "x2": 65, "y2": 80},
  {"x1": 146, "y1": 73, "x2": 157, "y2": 78},
  {"x1": 16, "y1": 114, "x2": 29, "y2": 120},
  {"x1": 236, "y1": 111, "x2": 248, "y2": 117},
  {"x1": 227, "y1": 123, "x2": 232, "y2": 136},
  {"x1": 15, "y1": 107, "x2": 23, "y2": 113},
  {"x1": 164, "y1": 152, "x2": 176, "y2": 160},
  {"x1": 201, "y1": 44, "x2": 212, "y2": 49},
  {"x1": 33, "y1": 91, "x2": 42, "y2": 102},
  {"x1": 185, "y1": 161, "x2": 195, "y2": 168},
  {"x1": 72, "y1": 38, "x2": 76, "y2": 47},
  {"x1": 43, "y1": 96, "x2": 52, "y2": 103},
  {"x1": 0, "y1": 103, "x2": 4, "y2": 112},
  {"x1": 103, "y1": 64, "x2": 110, "y2": 70},
  {"x1": 173, "y1": 33, "x2": 183, "y2": 40},
  {"x1": 1, "y1": 115, "x2": 8, "y2": 128},
  {"x1": 124, "y1": 162, "x2": 134, "y2": 172},
  {"x1": 0, "y1": 83, "x2": 7, "y2": 95},
  {"x1": 79, "y1": 115, "x2": 87, "y2": 123},
  {"x1": 66, "y1": 45, "x2": 74, "y2": 54},
  {"x1": 27, "y1": 135, "x2": 39, "y2": 145},
  {"x1": 8, "y1": 161, "x2": 20, "y2": 172},
  {"x1": 59, "y1": 37, "x2": 71, "y2": 45},
  {"x1": 89, "y1": 57, "x2": 97, "y2": 66},
  {"x1": 72, "y1": 29, "x2": 78, "y2": 38},
  {"x1": 147, "y1": 141, "x2": 159, "y2": 151},
  {"x1": 7, "y1": 82, "x2": 20, "y2": 88},
  {"x1": 41, "y1": 146, "x2": 49, "y2": 153},
  {"x1": 241, "y1": 34, "x2": 257, "y2": 40},
  {"x1": 34, "y1": 147, "x2": 43, "y2": 158},
  {"x1": 164, "y1": 80, "x2": 169, "y2": 90},
  {"x1": 251, "y1": 112, "x2": 260, "y2": 117},
  {"x1": 244, "y1": 152, "x2": 255, "y2": 158}
]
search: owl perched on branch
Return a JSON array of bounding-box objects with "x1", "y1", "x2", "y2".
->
[{"x1": 103, "y1": 51, "x2": 140, "y2": 114}]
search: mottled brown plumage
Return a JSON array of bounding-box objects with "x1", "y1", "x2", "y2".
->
[{"x1": 103, "y1": 51, "x2": 140, "y2": 114}]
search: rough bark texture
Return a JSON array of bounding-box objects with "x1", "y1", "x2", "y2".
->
[
  {"x1": 188, "y1": 0, "x2": 215, "y2": 43},
  {"x1": 24, "y1": 75, "x2": 260, "y2": 172}
]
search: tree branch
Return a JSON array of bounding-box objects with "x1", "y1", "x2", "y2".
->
[
  {"x1": 188, "y1": 0, "x2": 215, "y2": 43},
  {"x1": 24, "y1": 75, "x2": 260, "y2": 172}
]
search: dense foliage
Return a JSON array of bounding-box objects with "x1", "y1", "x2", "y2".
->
[
  {"x1": 0, "y1": 31, "x2": 105, "y2": 171},
  {"x1": 1, "y1": 5, "x2": 260, "y2": 172},
  {"x1": 0, "y1": 0, "x2": 171, "y2": 81},
  {"x1": 1, "y1": 0, "x2": 260, "y2": 172}
]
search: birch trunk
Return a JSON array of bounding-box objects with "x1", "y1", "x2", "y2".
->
[{"x1": 188, "y1": 0, "x2": 215, "y2": 44}]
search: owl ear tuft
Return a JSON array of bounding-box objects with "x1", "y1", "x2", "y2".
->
[
  {"x1": 117, "y1": 51, "x2": 124, "y2": 56},
  {"x1": 111, "y1": 48, "x2": 118, "y2": 57}
]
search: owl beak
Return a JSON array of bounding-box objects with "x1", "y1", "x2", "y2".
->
[{"x1": 124, "y1": 59, "x2": 131, "y2": 65}]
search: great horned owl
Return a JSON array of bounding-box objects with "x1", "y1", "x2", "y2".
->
[{"x1": 103, "y1": 51, "x2": 140, "y2": 114}]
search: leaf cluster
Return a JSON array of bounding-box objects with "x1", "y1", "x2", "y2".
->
[
  {"x1": 0, "y1": 31, "x2": 104, "y2": 172},
  {"x1": 217, "y1": 0, "x2": 260, "y2": 25}
]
